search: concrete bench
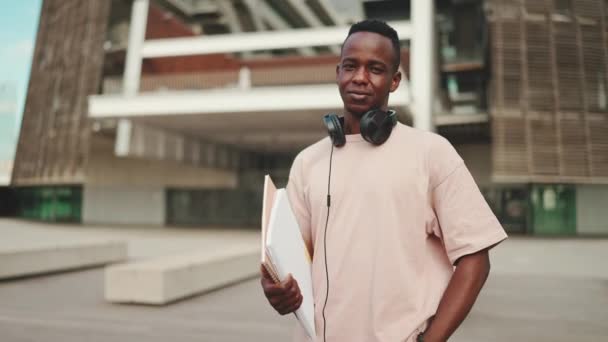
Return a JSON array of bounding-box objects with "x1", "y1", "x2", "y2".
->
[
  {"x1": 105, "y1": 246, "x2": 259, "y2": 305},
  {"x1": 0, "y1": 240, "x2": 128, "y2": 280}
]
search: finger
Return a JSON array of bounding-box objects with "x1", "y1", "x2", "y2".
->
[
  {"x1": 278, "y1": 293, "x2": 304, "y2": 315},
  {"x1": 281, "y1": 274, "x2": 298, "y2": 291},
  {"x1": 260, "y1": 273, "x2": 275, "y2": 288},
  {"x1": 260, "y1": 265, "x2": 275, "y2": 281},
  {"x1": 268, "y1": 286, "x2": 299, "y2": 306},
  {"x1": 293, "y1": 292, "x2": 304, "y2": 310},
  {"x1": 269, "y1": 295, "x2": 291, "y2": 309},
  {"x1": 270, "y1": 275, "x2": 295, "y2": 294},
  {"x1": 260, "y1": 274, "x2": 275, "y2": 290},
  {"x1": 277, "y1": 291, "x2": 300, "y2": 309},
  {"x1": 270, "y1": 287, "x2": 300, "y2": 310},
  {"x1": 264, "y1": 282, "x2": 290, "y2": 297},
  {"x1": 260, "y1": 266, "x2": 269, "y2": 285},
  {"x1": 261, "y1": 265, "x2": 275, "y2": 280},
  {"x1": 263, "y1": 274, "x2": 299, "y2": 298},
  {"x1": 276, "y1": 292, "x2": 303, "y2": 314},
  {"x1": 282, "y1": 277, "x2": 301, "y2": 300}
]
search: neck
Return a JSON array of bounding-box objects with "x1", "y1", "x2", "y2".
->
[
  {"x1": 343, "y1": 104, "x2": 389, "y2": 134},
  {"x1": 343, "y1": 112, "x2": 361, "y2": 135}
]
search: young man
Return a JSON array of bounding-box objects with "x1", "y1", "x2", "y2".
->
[{"x1": 260, "y1": 20, "x2": 507, "y2": 342}]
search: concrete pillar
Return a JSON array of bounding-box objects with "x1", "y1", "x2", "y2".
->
[
  {"x1": 123, "y1": 0, "x2": 149, "y2": 96},
  {"x1": 239, "y1": 67, "x2": 252, "y2": 89},
  {"x1": 411, "y1": 0, "x2": 436, "y2": 132},
  {"x1": 115, "y1": 119, "x2": 132, "y2": 157},
  {"x1": 118, "y1": 0, "x2": 148, "y2": 158}
]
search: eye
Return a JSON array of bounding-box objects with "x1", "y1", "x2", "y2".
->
[
  {"x1": 342, "y1": 63, "x2": 355, "y2": 71},
  {"x1": 370, "y1": 66, "x2": 385, "y2": 74}
]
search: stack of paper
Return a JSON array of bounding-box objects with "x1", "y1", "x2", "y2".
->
[
  {"x1": 261, "y1": 175, "x2": 316, "y2": 339},
  {"x1": 261, "y1": 176, "x2": 280, "y2": 282}
]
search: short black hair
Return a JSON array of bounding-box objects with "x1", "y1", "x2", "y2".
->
[{"x1": 342, "y1": 19, "x2": 401, "y2": 71}]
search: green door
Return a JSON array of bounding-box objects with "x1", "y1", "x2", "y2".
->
[
  {"x1": 17, "y1": 186, "x2": 82, "y2": 222},
  {"x1": 530, "y1": 184, "x2": 576, "y2": 235}
]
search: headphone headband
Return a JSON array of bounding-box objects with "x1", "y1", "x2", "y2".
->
[{"x1": 323, "y1": 109, "x2": 396, "y2": 147}]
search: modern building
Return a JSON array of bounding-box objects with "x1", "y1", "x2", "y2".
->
[
  {"x1": 0, "y1": 82, "x2": 19, "y2": 216},
  {"x1": 0, "y1": 82, "x2": 18, "y2": 186},
  {"x1": 485, "y1": 0, "x2": 608, "y2": 235},
  {"x1": 10, "y1": 0, "x2": 608, "y2": 235}
]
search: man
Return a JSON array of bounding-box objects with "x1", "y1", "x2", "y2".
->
[{"x1": 260, "y1": 20, "x2": 507, "y2": 342}]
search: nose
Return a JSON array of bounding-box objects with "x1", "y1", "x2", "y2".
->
[{"x1": 352, "y1": 66, "x2": 368, "y2": 85}]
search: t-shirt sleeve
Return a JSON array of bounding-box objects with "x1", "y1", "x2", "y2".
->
[
  {"x1": 286, "y1": 153, "x2": 313, "y2": 255},
  {"x1": 429, "y1": 136, "x2": 507, "y2": 265}
]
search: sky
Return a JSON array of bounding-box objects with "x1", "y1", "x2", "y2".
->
[
  {"x1": 0, "y1": 1, "x2": 42, "y2": 83},
  {"x1": 0, "y1": 1, "x2": 42, "y2": 164},
  {"x1": 0, "y1": 1, "x2": 41, "y2": 183}
]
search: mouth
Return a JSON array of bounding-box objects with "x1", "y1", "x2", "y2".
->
[{"x1": 347, "y1": 91, "x2": 372, "y2": 101}]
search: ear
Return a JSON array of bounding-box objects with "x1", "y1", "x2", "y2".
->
[
  {"x1": 389, "y1": 70, "x2": 402, "y2": 93},
  {"x1": 335, "y1": 64, "x2": 340, "y2": 82}
]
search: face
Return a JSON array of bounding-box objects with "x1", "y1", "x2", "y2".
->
[{"x1": 337, "y1": 31, "x2": 401, "y2": 118}]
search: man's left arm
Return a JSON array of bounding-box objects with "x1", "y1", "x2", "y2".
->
[
  {"x1": 420, "y1": 249, "x2": 491, "y2": 342},
  {"x1": 424, "y1": 137, "x2": 507, "y2": 341}
]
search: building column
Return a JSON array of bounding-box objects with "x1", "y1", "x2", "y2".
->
[
  {"x1": 117, "y1": 0, "x2": 149, "y2": 157},
  {"x1": 411, "y1": 0, "x2": 436, "y2": 132},
  {"x1": 123, "y1": 0, "x2": 148, "y2": 96}
]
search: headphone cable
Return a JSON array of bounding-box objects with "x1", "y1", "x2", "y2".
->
[{"x1": 322, "y1": 144, "x2": 334, "y2": 342}]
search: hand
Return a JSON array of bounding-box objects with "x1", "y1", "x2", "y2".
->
[{"x1": 260, "y1": 265, "x2": 303, "y2": 315}]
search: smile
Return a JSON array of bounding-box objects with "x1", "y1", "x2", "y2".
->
[{"x1": 348, "y1": 92, "x2": 371, "y2": 101}]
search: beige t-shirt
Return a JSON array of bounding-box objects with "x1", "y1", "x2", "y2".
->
[{"x1": 286, "y1": 123, "x2": 507, "y2": 342}]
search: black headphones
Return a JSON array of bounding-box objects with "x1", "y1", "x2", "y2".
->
[{"x1": 322, "y1": 109, "x2": 397, "y2": 147}]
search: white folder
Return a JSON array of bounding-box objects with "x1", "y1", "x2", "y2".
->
[{"x1": 264, "y1": 185, "x2": 316, "y2": 339}]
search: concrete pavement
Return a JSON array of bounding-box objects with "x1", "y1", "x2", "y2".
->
[
  {"x1": 0, "y1": 219, "x2": 260, "y2": 260},
  {"x1": 0, "y1": 220, "x2": 606, "y2": 341}
]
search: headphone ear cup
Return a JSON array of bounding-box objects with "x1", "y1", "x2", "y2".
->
[
  {"x1": 323, "y1": 114, "x2": 346, "y2": 147},
  {"x1": 360, "y1": 112, "x2": 377, "y2": 144},
  {"x1": 360, "y1": 109, "x2": 395, "y2": 145}
]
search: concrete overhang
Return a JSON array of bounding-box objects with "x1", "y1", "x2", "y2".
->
[
  {"x1": 88, "y1": 83, "x2": 411, "y2": 152},
  {"x1": 140, "y1": 21, "x2": 412, "y2": 58}
]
